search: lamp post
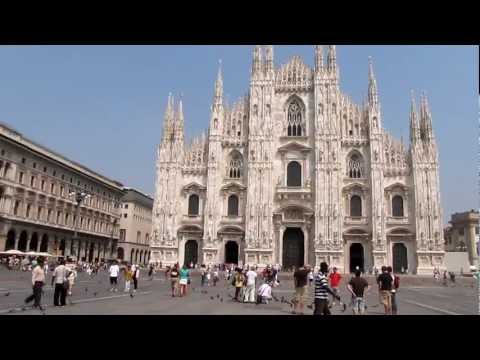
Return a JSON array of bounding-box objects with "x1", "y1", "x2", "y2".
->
[{"x1": 69, "y1": 191, "x2": 91, "y2": 262}]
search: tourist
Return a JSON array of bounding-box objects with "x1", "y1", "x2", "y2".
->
[
  {"x1": 449, "y1": 271, "x2": 456, "y2": 285},
  {"x1": 233, "y1": 268, "x2": 245, "y2": 302},
  {"x1": 314, "y1": 262, "x2": 341, "y2": 315},
  {"x1": 347, "y1": 269, "x2": 370, "y2": 315},
  {"x1": 206, "y1": 267, "x2": 212, "y2": 286},
  {"x1": 201, "y1": 266, "x2": 207, "y2": 287},
  {"x1": 213, "y1": 268, "x2": 219, "y2": 286},
  {"x1": 44, "y1": 261, "x2": 49, "y2": 276},
  {"x1": 293, "y1": 265, "x2": 310, "y2": 315},
  {"x1": 243, "y1": 266, "x2": 257, "y2": 303},
  {"x1": 67, "y1": 267, "x2": 77, "y2": 296},
  {"x1": 24, "y1": 257, "x2": 45, "y2": 310},
  {"x1": 179, "y1": 265, "x2": 190, "y2": 297},
  {"x1": 109, "y1": 260, "x2": 120, "y2": 292},
  {"x1": 170, "y1": 264, "x2": 179, "y2": 297},
  {"x1": 308, "y1": 268, "x2": 314, "y2": 286},
  {"x1": 442, "y1": 270, "x2": 448, "y2": 286},
  {"x1": 133, "y1": 264, "x2": 140, "y2": 292},
  {"x1": 373, "y1": 266, "x2": 379, "y2": 277},
  {"x1": 387, "y1": 266, "x2": 400, "y2": 315},
  {"x1": 124, "y1": 265, "x2": 133, "y2": 293},
  {"x1": 257, "y1": 281, "x2": 272, "y2": 304},
  {"x1": 52, "y1": 258, "x2": 68, "y2": 307},
  {"x1": 377, "y1": 266, "x2": 393, "y2": 315},
  {"x1": 328, "y1": 267, "x2": 342, "y2": 307},
  {"x1": 148, "y1": 264, "x2": 154, "y2": 280}
]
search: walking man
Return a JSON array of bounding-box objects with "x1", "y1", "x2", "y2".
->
[
  {"x1": 233, "y1": 268, "x2": 245, "y2": 302},
  {"x1": 347, "y1": 269, "x2": 370, "y2": 315},
  {"x1": 314, "y1": 262, "x2": 341, "y2": 315},
  {"x1": 109, "y1": 260, "x2": 120, "y2": 292},
  {"x1": 244, "y1": 266, "x2": 257, "y2": 303},
  {"x1": 132, "y1": 264, "x2": 140, "y2": 293},
  {"x1": 377, "y1": 266, "x2": 393, "y2": 315},
  {"x1": 52, "y1": 258, "x2": 68, "y2": 307},
  {"x1": 387, "y1": 266, "x2": 399, "y2": 315},
  {"x1": 293, "y1": 265, "x2": 310, "y2": 315},
  {"x1": 328, "y1": 267, "x2": 342, "y2": 307},
  {"x1": 24, "y1": 257, "x2": 46, "y2": 310}
]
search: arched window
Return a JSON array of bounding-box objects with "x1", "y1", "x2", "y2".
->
[
  {"x1": 287, "y1": 100, "x2": 303, "y2": 137},
  {"x1": 350, "y1": 195, "x2": 362, "y2": 217},
  {"x1": 136, "y1": 231, "x2": 141, "y2": 243},
  {"x1": 188, "y1": 194, "x2": 199, "y2": 216},
  {"x1": 347, "y1": 153, "x2": 363, "y2": 179},
  {"x1": 227, "y1": 151, "x2": 243, "y2": 179},
  {"x1": 287, "y1": 161, "x2": 302, "y2": 187},
  {"x1": 227, "y1": 195, "x2": 239, "y2": 217},
  {"x1": 392, "y1": 195, "x2": 404, "y2": 217}
]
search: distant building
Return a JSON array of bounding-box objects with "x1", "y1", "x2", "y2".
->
[
  {"x1": 0, "y1": 123, "x2": 124, "y2": 261},
  {"x1": 444, "y1": 210, "x2": 479, "y2": 266},
  {"x1": 117, "y1": 188, "x2": 153, "y2": 265}
]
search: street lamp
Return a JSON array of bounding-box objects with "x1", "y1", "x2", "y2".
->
[{"x1": 69, "y1": 191, "x2": 91, "y2": 261}]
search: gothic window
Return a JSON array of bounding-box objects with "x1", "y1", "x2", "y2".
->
[
  {"x1": 350, "y1": 195, "x2": 362, "y2": 217},
  {"x1": 347, "y1": 154, "x2": 363, "y2": 179},
  {"x1": 188, "y1": 194, "x2": 199, "y2": 216},
  {"x1": 214, "y1": 118, "x2": 218, "y2": 129},
  {"x1": 287, "y1": 101, "x2": 303, "y2": 137},
  {"x1": 237, "y1": 120, "x2": 242, "y2": 137},
  {"x1": 287, "y1": 161, "x2": 302, "y2": 187},
  {"x1": 392, "y1": 195, "x2": 404, "y2": 217},
  {"x1": 227, "y1": 195, "x2": 239, "y2": 217},
  {"x1": 227, "y1": 151, "x2": 243, "y2": 179}
]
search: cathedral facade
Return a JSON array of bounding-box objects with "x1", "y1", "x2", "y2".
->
[{"x1": 150, "y1": 46, "x2": 445, "y2": 274}]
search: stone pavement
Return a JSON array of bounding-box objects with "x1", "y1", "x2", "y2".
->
[{"x1": 0, "y1": 269, "x2": 477, "y2": 315}]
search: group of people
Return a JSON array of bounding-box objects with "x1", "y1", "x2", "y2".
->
[
  {"x1": 230, "y1": 265, "x2": 278, "y2": 304},
  {"x1": 166, "y1": 263, "x2": 191, "y2": 297}
]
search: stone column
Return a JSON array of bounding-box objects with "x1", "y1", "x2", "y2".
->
[
  {"x1": 468, "y1": 224, "x2": 479, "y2": 266},
  {"x1": 97, "y1": 241, "x2": 101, "y2": 261},
  {"x1": 302, "y1": 225, "x2": 309, "y2": 266},
  {"x1": 14, "y1": 233, "x2": 20, "y2": 250}
]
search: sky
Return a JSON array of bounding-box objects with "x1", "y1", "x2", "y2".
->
[{"x1": 0, "y1": 45, "x2": 477, "y2": 225}]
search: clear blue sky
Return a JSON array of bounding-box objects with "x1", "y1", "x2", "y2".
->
[{"x1": 0, "y1": 45, "x2": 477, "y2": 225}]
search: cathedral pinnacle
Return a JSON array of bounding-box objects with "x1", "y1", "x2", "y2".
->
[
  {"x1": 215, "y1": 59, "x2": 223, "y2": 100},
  {"x1": 327, "y1": 45, "x2": 337, "y2": 71},
  {"x1": 368, "y1": 57, "x2": 378, "y2": 107},
  {"x1": 315, "y1": 45, "x2": 324, "y2": 72},
  {"x1": 409, "y1": 90, "x2": 420, "y2": 143},
  {"x1": 252, "y1": 45, "x2": 263, "y2": 74},
  {"x1": 265, "y1": 45, "x2": 274, "y2": 72}
]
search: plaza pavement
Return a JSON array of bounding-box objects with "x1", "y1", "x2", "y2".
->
[{"x1": 0, "y1": 269, "x2": 477, "y2": 315}]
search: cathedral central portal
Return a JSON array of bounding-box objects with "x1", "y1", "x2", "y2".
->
[{"x1": 282, "y1": 228, "x2": 304, "y2": 270}]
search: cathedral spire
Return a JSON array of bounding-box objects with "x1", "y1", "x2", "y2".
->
[
  {"x1": 252, "y1": 45, "x2": 263, "y2": 75},
  {"x1": 264, "y1": 45, "x2": 274, "y2": 73},
  {"x1": 368, "y1": 57, "x2": 378, "y2": 107},
  {"x1": 162, "y1": 92, "x2": 175, "y2": 141},
  {"x1": 315, "y1": 45, "x2": 324, "y2": 72},
  {"x1": 214, "y1": 60, "x2": 223, "y2": 102},
  {"x1": 327, "y1": 45, "x2": 337, "y2": 72},
  {"x1": 174, "y1": 95, "x2": 184, "y2": 140},
  {"x1": 420, "y1": 91, "x2": 434, "y2": 142},
  {"x1": 409, "y1": 90, "x2": 421, "y2": 144}
]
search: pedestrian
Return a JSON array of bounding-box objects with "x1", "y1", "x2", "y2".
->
[
  {"x1": 328, "y1": 267, "x2": 342, "y2": 307},
  {"x1": 179, "y1": 265, "x2": 190, "y2": 297},
  {"x1": 377, "y1": 266, "x2": 393, "y2": 315},
  {"x1": 109, "y1": 260, "x2": 120, "y2": 292},
  {"x1": 44, "y1": 261, "x2": 49, "y2": 276},
  {"x1": 308, "y1": 268, "x2": 314, "y2": 286},
  {"x1": 67, "y1": 267, "x2": 77, "y2": 296},
  {"x1": 387, "y1": 266, "x2": 400, "y2": 315},
  {"x1": 374, "y1": 266, "x2": 379, "y2": 277},
  {"x1": 347, "y1": 269, "x2": 370, "y2": 315},
  {"x1": 257, "y1": 281, "x2": 272, "y2": 304},
  {"x1": 314, "y1": 262, "x2": 341, "y2": 315},
  {"x1": 206, "y1": 267, "x2": 212, "y2": 286},
  {"x1": 132, "y1": 264, "x2": 140, "y2": 292},
  {"x1": 243, "y1": 266, "x2": 257, "y2": 303},
  {"x1": 170, "y1": 264, "x2": 179, "y2": 297},
  {"x1": 24, "y1": 257, "x2": 45, "y2": 310},
  {"x1": 442, "y1": 270, "x2": 448, "y2": 286},
  {"x1": 232, "y1": 268, "x2": 245, "y2": 301},
  {"x1": 52, "y1": 258, "x2": 69, "y2": 307},
  {"x1": 201, "y1": 266, "x2": 207, "y2": 287},
  {"x1": 124, "y1": 265, "x2": 133, "y2": 293},
  {"x1": 449, "y1": 271, "x2": 456, "y2": 285},
  {"x1": 148, "y1": 264, "x2": 154, "y2": 280},
  {"x1": 292, "y1": 265, "x2": 310, "y2": 315}
]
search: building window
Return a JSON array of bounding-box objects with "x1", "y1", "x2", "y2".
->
[
  {"x1": 30, "y1": 176, "x2": 36, "y2": 188},
  {"x1": 50, "y1": 183, "x2": 55, "y2": 194},
  {"x1": 137, "y1": 231, "x2": 141, "y2": 243},
  {"x1": 287, "y1": 161, "x2": 302, "y2": 187},
  {"x1": 227, "y1": 151, "x2": 243, "y2": 179},
  {"x1": 41, "y1": 180, "x2": 45, "y2": 191},
  {"x1": 26, "y1": 204, "x2": 31, "y2": 218},
  {"x1": 188, "y1": 194, "x2": 200, "y2": 216},
  {"x1": 37, "y1": 206, "x2": 42, "y2": 221},
  {"x1": 287, "y1": 100, "x2": 303, "y2": 137},
  {"x1": 60, "y1": 186, "x2": 64, "y2": 197},
  {"x1": 124, "y1": 214, "x2": 127, "y2": 218},
  {"x1": 227, "y1": 195, "x2": 239, "y2": 216},
  {"x1": 124, "y1": 204, "x2": 128, "y2": 209},
  {"x1": 65, "y1": 213, "x2": 69, "y2": 226},
  {"x1": 392, "y1": 195, "x2": 404, "y2": 217},
  {"x1": 145, "y1": 233, "x2": 149, "y2": 244},
  {"x1": 347, "y1": 153, "x2": 363, "y2": 179},
  {"x1": 476, "y1": 227, "x2": 479, "y2": 235},
  {"x1": 459, "y1": 228, "x2": 464, "y2": 236},
  {"x1": 43, "y1": 166, "x2": 47, "y2": 172},
  {"x1": 19, "y1": 172, "x2": 24, "y2": 184},
  {"x1": 350, "y1": 195, "x2": 362, "y2": 217},
  {"x1": 13, "y1": 201, "x2": 20, "y2": 216},
  {"x1": 22, "y1": 158, "x2": 26, "y2": 164},
  {"x1": 47, "y1": 209, "x2": 52, "y2": 222},
  {"x1": 120, "y1": 229, "x2": 126, "y2": 242},
  {"x1": 53, "y1": 170, "x2": 56, "y2": 177}
]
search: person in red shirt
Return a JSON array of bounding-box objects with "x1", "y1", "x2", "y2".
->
[{"x1": 328, "y1": 267, "x2": 342, "y2": 307}]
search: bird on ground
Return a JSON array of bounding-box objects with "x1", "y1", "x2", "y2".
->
[
  {"x1": 85, "y1": 287, "x2": 88, "y2": 293},
  {"x1": 130, "y1": 293, "x2": 134, "y2": 299},
  {"x1": 216, "y1": 294, "x2": 220, "y2": 299},
  {"x1": 4, "y1": 292, "x2": 10, "y2": 297},
  {"x1": 220, "y1": 298, "x2": 223, "y2": 302},
  {"x1": 93, "y1": 292, "x2": 97, "y2": 297},
  {"x1": 210, "y1": 296, "x2": 214, "y2": 300}
]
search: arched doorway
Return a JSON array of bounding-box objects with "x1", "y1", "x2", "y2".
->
[
  {"x1": 225, "y1": 241, "x2": 239, "y2": 264},
  {"x1": 18, "y1": 231, "x2": 28, "y2": 252},
  {"x1": 5, "y1": 230, "x2": 15, "y2": 251},
  {"x1": 59, "y1": 239, "x2": 66, "y2": 256},
  {"x1": 349, "y1": 243, "x2": 364, "y2": 273},
  {"x1": 117, "y1": 247, "x2": 124, "y2": 260},
  {"x1": 30, "y1": 233, "x2": 39, "y2": 251},
  {"x1": 40, "y1": 235, "x2": 48, "y2": 252},
  {"x1": 184, "y1": 240, "x2": 198, "y2": 266},
  {"x1": 135, "y1": 249, "x2": 139, "y2": 263},
  {"x1": 140, "y1": 251, "x2": 144, "y2": 264},
  {"x1": 282, "y1": 228, "x2": 304, "y2": 270},
  {"x1": 88, "y1": 242, "x2": 95, "y2": 262},
  {"x1": 392, "y1": 243, "x2": 408, "y2": 273},
  {"x1": 130, "y1": 249, "x2": 135, "y2": 263}
]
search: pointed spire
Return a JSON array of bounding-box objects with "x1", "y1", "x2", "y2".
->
[
  {"x1": 162, "y1": 92, "x2": 175, "y2": 141},
  {"x1": 409, "y1": 90, "x2": 420, "y2": 143},
  {"x1": 420, "y1": 91, "x2": 434, "y2": 141},
  {"x1": 368, "y1": 57, "x2": 378, "y2": 107},
  {"x1": 176, "y1": 95, "x2": 184, "y2": 133},
  {"x1": 252, "y1": 45, "x2": 263, "y2": 75},
  {"x1": 214, "y1": 59, "x2": 223, "y2": 101},
  {"x1": 315, "y1": 45, "x2": 324, "y2": 72},
  {"x1": 264, "y1": 45, "x2": 274, "y2": 73},
  {"x1": 327, "y1": 45, "x2": 337, "y2": 71}
]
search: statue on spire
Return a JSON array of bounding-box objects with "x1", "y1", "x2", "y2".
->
[
  {"x1": 368, "y1": 57, "x2": 378, "y2": 107},
  {"x1": 315, "y1": 45, "x2": 324, "y2": 72}
]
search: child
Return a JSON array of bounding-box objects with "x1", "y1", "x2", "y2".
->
[
  {"x1": 257, "y1": 282, "x2": 272, "y2": 304},
  {"x1": 124, "y1": 265, "x2": 133, "y2": 293}
]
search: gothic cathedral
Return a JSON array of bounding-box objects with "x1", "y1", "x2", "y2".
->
[{"x1": 150, "y1": 46, "x2": 444, "y2": 274}]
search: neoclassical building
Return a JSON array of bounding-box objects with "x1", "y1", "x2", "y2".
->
[{"x1": 150, "y1": 46, "x2": 445, "y2": 274}]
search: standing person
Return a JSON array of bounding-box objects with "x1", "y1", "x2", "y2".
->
[
  {"x1": 308, "y1": 268, "x2": 314, "y2": 286},
  {"x1": 67, "y1": 267, "x2": 77, "y2": 296},
  {"x1": 206, "y1": 267, "x2": 212, "y2": 286},
  {"x1": 442, "y1": 270, "x2": 448, "y2": 286},
  {"x1": 374, "y1": 266, "x2": 379, "y2": 277},
  {"x1": 292, "y1": 265, "x2": 310, "y2": 315},
  {"x1": 233, "y1": 268, "x2": 245, "y2": 302},
  {"x1": 213, "y1": 268, "x2": 219, "y2": 287},
  {"x1": 148, "y1": 264, "x2": 154, "y2": 280},
  {"x1": 377, "y1": 266, "x2": 393, "y2": 315},
  {"x1": 124, "y1": 265, "x2": 133, "y2": 293},
  {"x1": 243, "y1": 266, "x2": 257, "y2": 303},
  {"x1": 109, "y1": 260, "x2": 120, "y2": 292},
  {"x1": 44, "y1": 261, "x2": 49, "y2": 276},
  {"x1": 257, "y1": 281, "x2": 272, "y2": 304},
  {"x1": 170, "y1": 265, "x2": 179, "y2": 297},
  {"x1": 328, "y1": 267, "x2": 342, "y2": 307},
  {"x1": 24, "y1": 257, "x2": 46, "y2": 310},
  {"x1": 132, "y1": 264, "x2": 140, "y2": 293},
  {"x1": 314, "y1": 262, "x2": 341, "y2": 315},
  {"x1": 179, "y1": 265, "x2": 190, "y2": 297},
  {"x1": 347, "y1": 269, "x2": 370, "y2": 315},
  {"x1": 201, "y1": 266, "x2": 207, "y2": 287},
  {"x1": 52, "y1": 259, "x2": 68, "y2": 307},
  {"x1": 387, "y1": 266, "x2": 399, "y2": 315}
]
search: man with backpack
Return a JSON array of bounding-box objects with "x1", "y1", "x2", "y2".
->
[{"x1": 387, "y1": 266, "x2": 400, "y2": 315}]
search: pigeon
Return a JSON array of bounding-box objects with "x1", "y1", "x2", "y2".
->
[
  {"x1": 130, "y1": 293, "x2": 134, "y2": 299},
  {"x1": 4, "y1": 292, "x2": 10, "y2": 297},
  {"x1": 93, "y1": 292, "x2": 97, "y2": 297},
  {"x1": 85, "y1": 287, "x2": 88, "y2": 293},
  {"x1": 216, "y1": 294, "x2": 220, "y2": 299},
  {"x1": 220, "y1": 298, "x2": 223, "y2": 302},
  {"x1": 210, "y1": 296, "x2": 214, "y2": 300},
  {"x1": 281, "y1": 296, "x2": 285, "y2": 303}
]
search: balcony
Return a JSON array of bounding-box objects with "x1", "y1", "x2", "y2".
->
[
  {"x1": 276, "y1": 186, "x2": 312, "y2": 201},
  {"x1": 386, "y1": 216, "x2": 409, "y2": 225},
  {"x1": 344, "y1": 216, "x2": 368, "y2": 225},
  {"x1": 221, "y1": 215, "x2": 244, "y2": 225},
  {"x1": 182, "y1": 215, "x2": 202, "y2": 225}
]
